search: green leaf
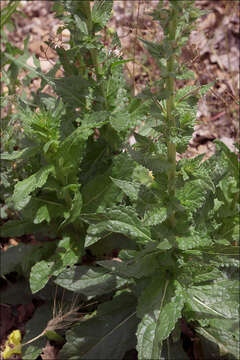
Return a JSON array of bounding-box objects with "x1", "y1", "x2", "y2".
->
[
  {"x1": 30, "y1": 236, "x2": 81, "y2": 293},
  {"x1": 1, "y1": 1, "x2": 18, "y2": 29},
  {"x1": 176, "y1": 234, "x2": 212, "y2": 250},
  {"x1": 30, "y1": 260, "x2": 55, "y2": 294},
  {"x1": 196, "y1": 318, "x2": 239, "y2": 359},
  {"x1": 53, "y1": 76, "x2": 94, "y2": 108},
  {"x1": 73, "y1": 14, "x2": 88, "y2": 34},
  {"x1": 143, "y1": 207, "x2": 167, "y2": 226},
  {"x1": 60, "y1": 188, "x2": 82, "y2": 227},
  {"x1": 98, "y1": 242, "x2": 167, "y2": 279},
  {"x1": 54, "y1": 265, "x2": 127, "y2": 300},
  {"x1": 186, "y1": 280, "x2": 239, "y2": 319},
  {"x1": 59, "y1": 125, "x2": 93, "y2": 168},
  {"x1": 1, "y1": 146, "x2": 39, "y2": 160},
  {"x1": 140, "y1": 38, "x2": 167, "y2": 60},
  {"x1": 82, "y1": 173, "x2": 122, "y2": 214},
  {"x1": 12, "y1": 165, "x2": 55, "y2": 210},
  {"x1": 201, "y1": 244, "x2": 240, "y2": 256},
  {"x1": 215, "y1": 140, "x2": 239, "y2": 181},
  {"x1": 136, "y1": 277, "x2": 184, "y2": 359},
  {"x1": 34, "y1": 205, "x2": 50, "y2": 224},
  {"x1": 58, "y1": 292, "x2": 138, "y2": 360},
  {"x1": 110, "y1": 58, "x2": 134, "y2": 69},
  {"x1": 82, "y1": 207, "x2": 152, "y2": 245},
  {"x1": 5, "y1": 52, "x2": 54, "y2": 86},
  {"x1": 45, "y1": 330, "x2": 64, "y2": 345},
  {"x1": 22, "y1": 304, "x2": 52, "y2": 360},
  {"x1": 110, "y1": 177, "x2": 140, "y2": 201},
  {"x1": 92, "y1": 0, "x2": 113, "y2": 28},
  {"x1": 0, "y1": 220, "x2": 44, "y2": 237},
  {"x1": 128, "y1": 146, "x2": 173, "y2": 174},
  {"x1": 51, "y1": 237, "x2": 81, "y2": 276},
  {"x1": 0, "y1": 244, "x2": 33, "y2": 276},
  {"x1": 176, "y1": 179, "x2": 208, "y2": 213}
]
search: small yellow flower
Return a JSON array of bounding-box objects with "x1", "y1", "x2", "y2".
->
[
  {"x1": 2, "y1": 330, "x2": 22, "y2": 359},
  {"x1": 149, "y1": 171, "x2": 155, "y2": 180}
]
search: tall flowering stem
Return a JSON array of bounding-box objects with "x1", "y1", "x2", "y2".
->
[{"x1": 166, "y1": 3, "x2": 178, "y2": 226}]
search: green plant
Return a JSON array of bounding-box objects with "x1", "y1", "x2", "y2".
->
[{"x1": 1, "y1": 1, "x2": 239, "y2": 359}]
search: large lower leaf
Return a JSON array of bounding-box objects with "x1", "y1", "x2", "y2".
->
[
  {"x1": 12, "y1": 165, "x2": 55, "y2": 210},
  {"x1": 30, "y1": 237, "x2": 81, "y2": 293},
  {"x1": 110, "y1": 177, "x2": 140, "y2": 201},
  {"x1": 54, "y1": 265, "x2": 128, "y2": 300},
  {"x1": 176, "y1": 234, "x2": 212, "y2": 250},
  {"x1": 58, "y1": 292, "x2": 138, "y2": 360},
  {"x1": 0, "y1": 220, "x2": 44, "y2": 237},
  {"x1": 0, "y1": 243, "x2": 34, "y2": 276},
  {"x1": 53, "y1": 76, "x2": 94, "y2": 108},
  {"x1": 82, "y1": 206, "x2": 152, "y2": 245},
  {"x1": 22, "y1": 304, "x2": 52, "y2": 360},
  {"x1": 82, "y1": 173, "x2": 123, "y2": 214},
  {"x1": 1, "y1": 146, "x2": 40, "y2": 160},
  {"x1": 176, "y1": 179, "x2": 208, "y2": 213},
  {"x1": 196, "y1": 318, "x2": 239, "y2": 359},
  {"x1": 136, "y1": 276, "x2": 185, "y2": 359},
  {"x1": 98, "y1": 244, "x2": 163, "y2": 280},
  {"x1": 186, "y1": 280, "x2": 239, "y2": 320}
]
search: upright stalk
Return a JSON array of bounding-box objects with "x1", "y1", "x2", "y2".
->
[
  {"x1": 166, "y1": 4, "x2": 177, "y2": 226},
  {"x1": 82, "y1": 1, "x2": 101, "y2": 79}
]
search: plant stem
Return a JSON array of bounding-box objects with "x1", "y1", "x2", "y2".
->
[
  {"x1": 83, "y1": 1, "x2": 101, "y2": 79},
  {"x1": 166, "y1": 3, "x2": 177, "y2": 226}
]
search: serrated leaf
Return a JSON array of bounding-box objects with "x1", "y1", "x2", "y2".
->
[
  {"x1": 0, "y1": 243, "x2": 34, "y2": 276},
  {"x1": 1, "y1": 1, "x2": 18, "y2": 29},
  {"x1": 196, "y1": 318, "x2": 239, "y2": 359},
  {"x1": 54, "y1": 265, "x2": 127, "y2": 300},
  {"x1": 58, "y1": 292, "x2": 138, "y2": 360},
  {"x1": 12, "y1": 165, "x2": 55, "y2": 210},
  {"x1": 176, "y1": 179, "x2": 208, "y2": 213},
  {"x1": 1, "y1": 146, "x2": 39, "y2": 160},
  {"x1": 83, "y1": 207, "x2": 152, "y2": 245},
  {"x1": 98, "y1": 249, "x2": 159, "y2": 280},
  {"x1": 22, "y1": 304, "x2": 52, "y2": 360},
  {"x1": 215, "y1": 140, "x2": 239, "y2": 181},
  {"x1": 143, "y1": 207, "x2": 167, "y2": 226},
  {"x1": 110, "y1": 177, "x2": 140, "y2": 201},
  {"x1": 203, "y1": 244, "x2": 240, "y2": 256},
  {"x1": 34, "y1": 205, "x2": 50, "y2": 224},
  {"x1": 110, "y1": 111, "x2": 132, "y2": 132},
  {"x1": 60, "y1": 188, "x2": 82, "y2": 227},
  {"x1": 128, "y1": 146, "x2": 173, "y2": 174},
  {"x1": 136, "y1": 277, "x2": 184, "y2": 359},
  {"x1": 73, "y1": 14, "x2": 88, "y2": 34},
  {"x1": 30, "y1": 260, "x2": 55, "y2": 293},
  {"x1": 51, "y1": 237, "x2": 80, "y2": 276},
  {"x1": 53, "y1": 76, "x2": 94, "y2": 108},
  {"x1": 140, "y1": 38, "x2": 166, "y2": 60},
  {"x1": 92, "y1": 0, "x2": 113, "y2": 28},
  {"x1": 186, "y1": 280, "x2": 239, "y2": 319},
  {"x1": 82, "y1": 173, "x2": 122, "y2": 214},
  {"x1": 30, "y1": 237, "x2": 80, "y2": 293},
  {"x1": 176, "y1": 234, "x2": 212, "y2": 250},
  {"x1": 0, "y1": 220, "x2": 44, "y2": 237},
  {"x1": 97, "y1": 219, "x2": 151, "y2": 243},
  {"x1": 5, "y1": 52, "x2": 54, "y2": 86}
]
